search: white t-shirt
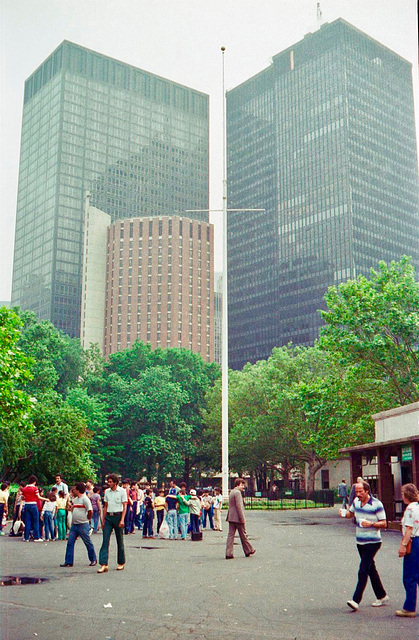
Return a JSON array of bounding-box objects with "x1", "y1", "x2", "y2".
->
[{"x1": 402, "y1": 501, "x2": 419, "y2": 537}]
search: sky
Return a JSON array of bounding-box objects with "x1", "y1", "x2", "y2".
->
[{"x1": 1, "y1": 0, "x2": 418, "y2": 301}]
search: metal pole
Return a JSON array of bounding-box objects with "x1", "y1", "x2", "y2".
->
[{"x1": 221, "y1": 46, "x2": 229, "y2": 500}]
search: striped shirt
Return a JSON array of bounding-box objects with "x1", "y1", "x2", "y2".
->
[{"x1": 349, "y1": 496, "x2": 386, "y2": 544}]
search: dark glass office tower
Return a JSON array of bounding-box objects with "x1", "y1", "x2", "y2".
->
[
  {"x1": 227, "y1": 19, "x2": 419, "y2": 370},
  {"x1": 11, "y1": 41, "x2": 209, "y2": 337}
]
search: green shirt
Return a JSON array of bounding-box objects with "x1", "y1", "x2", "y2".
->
[{"x1": 177, "y1": 494, "x2": 190, "y2": 515}]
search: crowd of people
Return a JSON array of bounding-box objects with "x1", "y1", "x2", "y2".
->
[
  {"x1": 1, "y1": 474, "x2": 224, "y2": 546},
  {"x1": 1, "y1": 474, "x2": 418, "y2": 618}
]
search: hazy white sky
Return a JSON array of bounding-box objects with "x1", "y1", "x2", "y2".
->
[{"x1": 1, "y1": 0, "x2": 418, "y2": 301}]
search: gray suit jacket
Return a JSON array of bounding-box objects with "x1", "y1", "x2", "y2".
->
[{"x1": 226, "y1": 487, "x2": 246, "y2": 524}]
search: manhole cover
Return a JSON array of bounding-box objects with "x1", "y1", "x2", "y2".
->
[{"x1": 0, "y1": 576, "x2": 48, "y2": 586}]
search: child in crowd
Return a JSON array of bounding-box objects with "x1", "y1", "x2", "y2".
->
[
  {"x1": 42, "y1": 493, "x2": 57, "y2": 541},
  {"x1": 56, "y1": 490, "x2": 67, "y2": 540},
  {"x1": 154, "y1": 489, "x2": 166, "y2": 535},
  {"x1": 142, "y1": 488, "x2": 154, "y2": 538}
]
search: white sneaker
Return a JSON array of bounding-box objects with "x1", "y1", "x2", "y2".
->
[
  {"x1": 372, "y1": 595, "x2": 389, "y2": 607},
  {"x1": 347, "y1": 600, "x2": 359, "y2": 611},
  {"x1": 34, "y1": 538, "x2": 44, "y2": 542}
]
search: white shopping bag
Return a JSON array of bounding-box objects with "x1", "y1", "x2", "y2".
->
[{"x1": 159, "y1": 518, "x2": 170, "y2": 539}]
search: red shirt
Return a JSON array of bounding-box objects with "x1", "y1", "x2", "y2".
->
[{"x1": 22, "y1": 485, "x2": 39, "y2": 504}]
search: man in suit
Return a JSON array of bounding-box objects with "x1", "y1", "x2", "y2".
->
[{"x1": 225, "y1": 478, "x2": 256, "y2": 559}]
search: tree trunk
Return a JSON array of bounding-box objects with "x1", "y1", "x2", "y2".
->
[{"x1": 307, "y1": 456, "x2": 326, "y2": 497}]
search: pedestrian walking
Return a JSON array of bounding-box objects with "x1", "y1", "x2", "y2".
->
[
  {"x1": 395, "y1": 483, "x2": 419, "y2": 618},
  {"x1": 340, "y1": 480, "x2": 388, "y2": 611},
  {"x1": 60, "y1": 482, "x2": 97, "y2": 567},
  {"x1": 338, "y1": 479, "x2": 348, "y2": 508},
  {"x1": 225, "y1": 478, "x2": 256, "y2": 559},
  {"x1": 97, "y1": 474, "x2": 127, "y2": 573}
]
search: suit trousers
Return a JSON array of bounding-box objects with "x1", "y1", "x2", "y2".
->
[{"x1": 226, "y1": 521, "x2": 254, "y2": 557}]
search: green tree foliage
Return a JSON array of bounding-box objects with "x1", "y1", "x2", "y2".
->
[
  {"x1": 0, "y1": 308, "x2": 35, "y2": 471},
  {"x1": 17, "y1": 391, "x2": 95, "y2": 484},
  {"x1": 97, "y1": 345, "x2": 220, "y2": 481},
  {"x1": 65, "y1": 387, "x2": 114, "y2": 473},
  {"x1": 18, "y1": 311, "x2": 85, "y2": 395},
  {"x1": 204, "y1": 345, "x2": 388, "y2": 493},
  {"x1": 320, "y1": 257, "x2": 419, "y2": 405}
]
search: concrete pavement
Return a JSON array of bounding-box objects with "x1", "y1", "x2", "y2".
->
[{"x1": 1, "y1": 508, "x2": 417, "y2": 640}]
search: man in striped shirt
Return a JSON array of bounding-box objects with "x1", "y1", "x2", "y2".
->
[{"x1": 340, "y1": 480, "x2": 388, "y2": 611}]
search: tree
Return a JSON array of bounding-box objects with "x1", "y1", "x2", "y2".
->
[
  {"x1": 65, "y1": 387, "x2": 115, "y2": 474},
  {"x1": 204, "y1": 344, "x2": 388, "y2": 493},
  {"x1": 18, "y1": 311, "x2": 85, "y2": 396},
  {"x1": 0, "y1": 308, "x2": 35, "y2": 473},
  {"x1": 9, "y1": 391, "x2": 95, "y2": 484},
  {"x1": 320, "y1": 257, "x2": 419, "y2": 405},
  {"x1": 0, "y1": 307, "x2": 35, "y2": 475}
]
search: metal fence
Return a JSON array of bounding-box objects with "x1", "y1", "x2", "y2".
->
[{"x1": 243, "y1": 489, "x2": 335, "y2": 510}]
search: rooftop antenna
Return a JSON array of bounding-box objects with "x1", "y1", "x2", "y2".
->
[{"x1": 317, "y1": 2, "x2": 323, "y2": 29}]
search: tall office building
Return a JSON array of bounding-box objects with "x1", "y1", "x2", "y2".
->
[
  {"x1": 11, "y1": 41, "x2": 209, "y2": 337},
  {"x1": 227, "y1": 19, "x2": 419, "y2": 369},
  {"x1": 81, "y1": 207, "x2": 214, "y2": 361}
]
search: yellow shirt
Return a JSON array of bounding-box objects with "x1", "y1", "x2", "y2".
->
[
  {"x1": 0, "y1": 490, "x2": 8, "y2": 505},
  {"x1": 56, "y1": 497, "x2": 67, "y2": 510},
  {"x1": 154, "y1": 496, "x2": 166, "y2": 511}
]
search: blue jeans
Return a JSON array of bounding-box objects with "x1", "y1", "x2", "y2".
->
[
  {"x1": 203, "y1": 506, "x2": 214, "y2": 529},
  {"x1": 403, "y1": 536, "x2": 419, "y2": 612},
  {"x1": 92, "y1": 510, "x2": 100, "y2": 533},
  {"x1": 24, "y1": 504, "x2": 40, "y2": 540},
  {"x1": 43, "y1": 511, "x2": 55, "y2": 540},
  {"x1": 137, "y1": 504, "x2": 145, "y2": 529},
  {"x1": 178, "y1": 513, "x2": 188, "y2": 539},
  {"x1": 167, "y1": 509, "x2": 178, "y2": 539},
  {"x1": 64, "y1": 522, "x2": 97, "y2": 565}
]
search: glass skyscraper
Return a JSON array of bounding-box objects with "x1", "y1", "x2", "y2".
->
[
  {"x1": 226, "y1": 19, "x2": 419, "y2": 370},
  {"x1": 11, "y1": 41, "x2": 209, "y2": 337}
]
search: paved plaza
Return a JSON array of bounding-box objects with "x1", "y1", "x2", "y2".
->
[{"x1": 1, "y1": 508, "x2": 417, "y2": 640}]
